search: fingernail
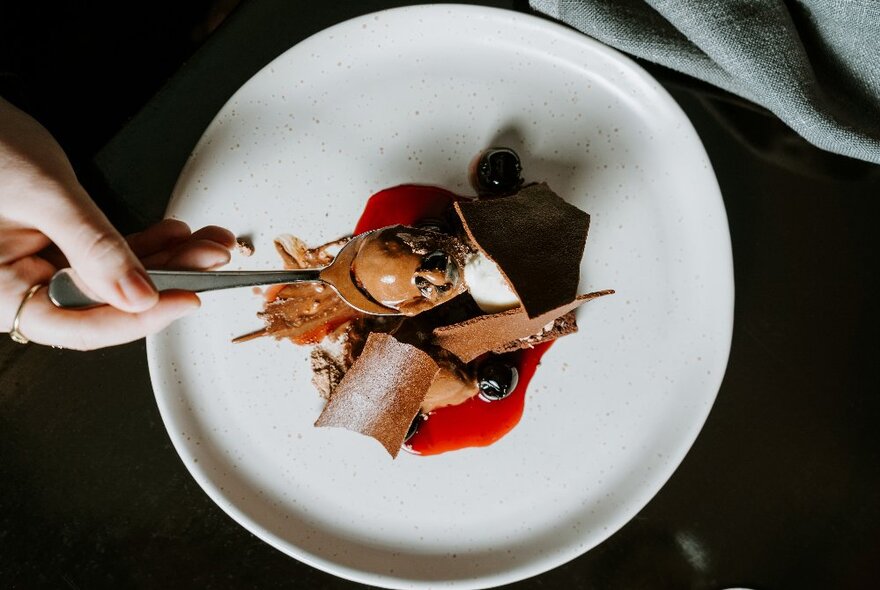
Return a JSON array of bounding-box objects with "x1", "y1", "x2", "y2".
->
[
  {"x1": 118, "y1": 269, "x2": 158, "y2": 309},
  {"x1": 208, "y1": 251, "x2": 232, "y2": 268}
]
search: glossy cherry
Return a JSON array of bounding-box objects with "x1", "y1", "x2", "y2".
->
[
  {"x1": 472, "y1": 147, "x2": 524, "y2": 196},
  {"x1": 477, "y1": 359, "x2": 520, "y2": 401}
]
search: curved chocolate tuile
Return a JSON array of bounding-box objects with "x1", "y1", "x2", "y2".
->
[
  {"x1": 315, "y1": 332, "x2": 440, "y2": 457},
  {"x1": 454, "y1": 182, "x2": 590, "y2": 319},
  {"x1": 432, "y1": 290, "x2": 615, "y2": 363}
]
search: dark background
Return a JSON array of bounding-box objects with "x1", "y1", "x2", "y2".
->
[{"x1": 2, "y1": 1, "x2": 879, "y2": 588}]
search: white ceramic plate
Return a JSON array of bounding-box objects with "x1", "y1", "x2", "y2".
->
[{"x1": 147, "y1": 5, "x2": 733, "y2": 589}]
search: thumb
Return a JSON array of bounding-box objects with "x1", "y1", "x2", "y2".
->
[{"x1": 36, "y1": 188, "x2": 159, "y2": 313}]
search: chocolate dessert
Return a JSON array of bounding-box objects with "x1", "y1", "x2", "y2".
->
[{"x1": 238, "y1": 148, "x2": 613, "y2": 457}]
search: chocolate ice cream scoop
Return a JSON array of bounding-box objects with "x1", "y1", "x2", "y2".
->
[{"x1": 351, "y1": 226, "x2": 468, "y2": 316}]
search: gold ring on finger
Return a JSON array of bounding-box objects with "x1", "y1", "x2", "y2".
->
[{"x1": 9, "y1": 283, "x2": 45, "y2": 344}]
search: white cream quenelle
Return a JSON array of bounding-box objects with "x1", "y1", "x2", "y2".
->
[{"x1": 462, "y1": 251, "x2": 521, "y2": 313}]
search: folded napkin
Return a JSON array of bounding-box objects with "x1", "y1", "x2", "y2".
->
[{"x1": 530, "y1": 0, "x2": 880, "y2": 164}]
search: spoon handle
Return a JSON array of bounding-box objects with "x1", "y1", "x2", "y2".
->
[
  {"x1": 48, "y1": 268, "x2": 323, "y2": 309},
  {"x1": 147, "y1": 269, "x2": 323, "y2": 292}
]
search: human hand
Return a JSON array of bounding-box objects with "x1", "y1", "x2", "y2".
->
[{"x1": 1, "y1": 97, "x2": 234, "y2": 350}]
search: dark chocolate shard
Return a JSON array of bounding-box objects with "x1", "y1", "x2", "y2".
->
[
  {"x1": 315, "y1": 332, "x2": 440, "y2": 457},
  {"x1": 454, "y1": 182, "x2": 590, "y2": 319},
  {"x1": 432, "y1": 290, "x2": 614, "y2": 363}
]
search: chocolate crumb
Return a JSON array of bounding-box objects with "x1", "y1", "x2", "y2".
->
[
  {"x1": 234, "y1": 237, "x2": 254, "y2": 256},
  {"x1": 310, "y1": 347, "x2": 349, "y2": 400}
]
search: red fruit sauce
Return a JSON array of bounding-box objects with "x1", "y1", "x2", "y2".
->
[{"x1": 353, "y1": 184, "x2": 554, "y2": 456}]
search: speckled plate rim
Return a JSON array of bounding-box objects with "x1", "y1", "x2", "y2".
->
[{"x1": 147, "y1": 5, "x2": 734, "y2": 589}]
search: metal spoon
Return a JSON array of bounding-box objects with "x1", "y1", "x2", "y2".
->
[{"x1": 47, "y1": 229, "x2": 401, "y2": 316}]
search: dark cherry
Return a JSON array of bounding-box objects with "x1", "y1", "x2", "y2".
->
[
  {"x1": 477, "y1": 360, "x2": 520, "y2": 401},
  {"x1": 405, "y1": 413, "x2": 425, "y2": 442},
  {"x1": 415, "y1": 250, "x2": 457, "y2": 298},
  {"x1": 473, "y1": 147, "x2": 524, "y2": 196}
]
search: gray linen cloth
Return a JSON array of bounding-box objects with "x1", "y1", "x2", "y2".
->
[{"x1": 530, "y1": 0, "x2": 880, "y2": 164}]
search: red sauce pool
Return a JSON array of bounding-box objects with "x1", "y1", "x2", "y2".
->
[
  {"x1": 353, "y1": 184, "x2": 463, "y2": 235},
  {"x1": 353, "y1": 184, "x2": 554, "y2": 456},
  {"x1": 405, "y1": 343, "x2": 552, "y2": 455}
]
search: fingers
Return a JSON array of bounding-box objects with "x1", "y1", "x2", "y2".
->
[
  {"x1": 162, "y1": 239, "x2": 232, "y2": 270},
  {"x1": 31, "y1": 188, "x2": 158, "y2": 313},
  {"x1": 126, "y1": 219, "x2": 191, "y2": 258},
  {"x1": 125, "y1": 221, "x2": 235, "y2": 260},
  {"x1": 135, "y1": 224, "x2": 235, "y2": 270},
  {"x1": 17, "y1": 288, "x2": 201, "y2": 351},
  {"x1": 190, "y1": 225, "x2": 236, "y2": 248}
]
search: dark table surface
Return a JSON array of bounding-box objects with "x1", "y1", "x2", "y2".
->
[{"x1": 2, "y1": 1, "x2": 879, "y2": 589}]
